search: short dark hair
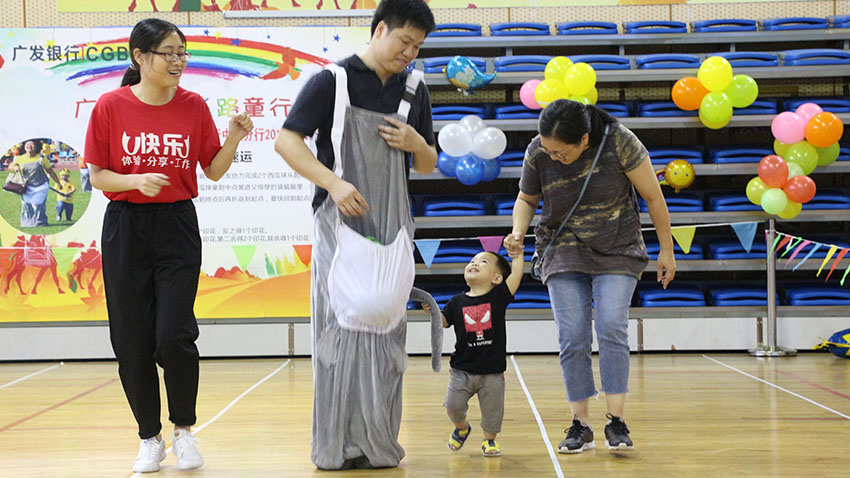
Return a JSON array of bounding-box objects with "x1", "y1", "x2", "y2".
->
[
  {"x1": 121, "y1": 18, "x2": 186, "y2": 87},
  {"x1": 483, "y1": 251, "x2": 511, "y2": 280},
  {"x1": 371, "y1": 0, "x2": 436, "y2": 37},
  {"x1": 538, "y1": 99, "x2": 618, "y2": 148}
]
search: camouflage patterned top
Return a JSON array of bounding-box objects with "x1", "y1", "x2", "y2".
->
[{"x1": 519, "y1": 123, "x2": 649, "y2": 283}]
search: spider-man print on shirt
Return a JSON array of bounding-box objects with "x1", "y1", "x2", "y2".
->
[{"x1": 463, "y1": 302, "x2": 492, "y2": 341}]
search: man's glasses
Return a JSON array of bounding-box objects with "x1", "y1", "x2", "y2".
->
[{"x1": 149, "y1": 50, "x2": 192, "y2": 62}]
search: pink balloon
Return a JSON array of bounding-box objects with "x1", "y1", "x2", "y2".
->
[
  {"x1": 520, "y1": 79, "x2": 542, "y2": 110},
  {"x1": 771, "y1": 112, "x2": 806, "y2": 144},
  {"x1": 794, "y1": 102, "x2": 823, "y2": 123}
]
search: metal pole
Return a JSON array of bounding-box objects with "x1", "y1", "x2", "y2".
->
[{"x1": 750, "y1": 218, "x2": 796, "y2": 357}]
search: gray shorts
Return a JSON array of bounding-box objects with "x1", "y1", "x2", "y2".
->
[{"x1": 443, "y1": 367, "x2": 505, "y2": 434}]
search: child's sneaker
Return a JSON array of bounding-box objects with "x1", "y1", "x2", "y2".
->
[
  {"x1": 557, "y1": 419, "x2": 595, "y2": 454},
  {"x1": 132, "y1": 436, "x2": 166, "y2": 473},
  {"x1": 604, "y1": 414, "x2": 634, "y2": 450},
  {"x1": 448, "y1": 424, "x2": 471, "y2": 451},
  {"x1": 481, "y1": 439, "x2": 501, "y2": 457},
  {"x1": 172, "y1": 428, "x2": 204, "y2": 470}
]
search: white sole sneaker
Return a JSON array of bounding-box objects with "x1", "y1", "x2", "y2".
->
[
  {"x1": 133, "y1": 439, "x2": 166, "y2": 473},
  {"x1": 557, "y1": 441, "x2": 596, "y2": 454},
  {"x1": 606, "y1": 442, "x2": 634, "y2": 451}
]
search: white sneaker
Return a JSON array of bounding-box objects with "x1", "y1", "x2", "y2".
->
[
  {"x1": 172, "y1": 428, "x2": 204, "y2": 470},
  {"x1": 133, "y1": 436, "x2": 166, "y2": 473}
]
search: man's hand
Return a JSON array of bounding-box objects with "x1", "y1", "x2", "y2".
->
[{"x1": 379, "y1": 116, "x2": 424, "y2": 153}]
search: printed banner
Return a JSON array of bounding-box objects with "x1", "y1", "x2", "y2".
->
[
  {"x1": 0, "y1": 26, "x2": 371, "y2": 323},
  {"x1": 56, "y1": 0, "x2": 812, "y2": 13}
]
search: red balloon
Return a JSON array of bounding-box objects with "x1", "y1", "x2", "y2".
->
[
  {"x1": 782, "y1": 175, "x2": 816, "y2": 204},
  {"x1": 757, "y1": 155, "x2": 789, "y2": 189}
]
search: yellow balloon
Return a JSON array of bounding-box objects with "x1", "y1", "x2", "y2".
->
[
  {"x1": 535, "y1": 79, "x2": 569, "y2": 108},
  {"x1": 563, "y1": 63, "x2": 596, "y2": 97},
  {"x1": 697, "y1": 56, "x2": 733, "y2": 92},
  {"x1": 586, "y1": 86, "x2": 598, "y2": 105},
  {"x1": 699, "y1": 108, "x2": 731, "y2": 130},
  {"x1": 777, "y1": 200, "x2": 802, "y2": 219},
  {"x1": 545, "y1": 56, "x2": 574, "y2": 82},
  {"x1": 663, "y1": 159, "x2": 696, "y2": 192}
]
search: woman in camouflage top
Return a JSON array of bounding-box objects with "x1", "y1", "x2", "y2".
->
[{"x1": 503, "y1": 100, "x2": 675, "y2": 454}]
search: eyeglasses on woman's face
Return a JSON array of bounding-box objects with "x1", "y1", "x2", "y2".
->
[
  {"x1": 537, "y1": 142, "x2": 583, "y2": 164},
  {"x1": 149, "y1": 50, "x2": 192, "y2": 62}
]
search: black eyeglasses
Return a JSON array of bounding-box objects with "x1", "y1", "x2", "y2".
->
[{"x1": 149, "y1": 50, "x2": 192, "y2": 62}]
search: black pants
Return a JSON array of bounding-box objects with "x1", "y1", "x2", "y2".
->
[{"x1": 102, "y1": 200, "x2": 202, "y2": 439}]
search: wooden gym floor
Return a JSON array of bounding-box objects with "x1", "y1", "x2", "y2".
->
[{"x1": 1, "y1": 353, "x2": 848, "y2": 477}]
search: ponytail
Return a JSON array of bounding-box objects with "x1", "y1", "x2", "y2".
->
[
  {"x1": 585, "y1": 104, "x2": 617, "y2": 147},
  {"x1": 120, "y1": 65, "x2": 141, "y2": 86}
]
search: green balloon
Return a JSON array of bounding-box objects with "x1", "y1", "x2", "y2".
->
[
  {"x1": 784, "y1": 141, "x2": 818, "y2": 175},
  {"x1": 816, "y1": 142, "x2": 840, "y2": 167},
  {"x1": 760, "y1": 188, "x2": 788, "y2": 215},
  {"x1": 746, "y1": 176, "x2": 768, "y2": 205},
  {"x1": 699, "y1": 91, "x2": 733, "y2": 124},
  {"x1": 774, "y1": 139, "x2": 792, "y2": 158},
  {"x1": 786, "y1": 161, "x2": 804, "y2": 180},
  {"x1": 724, "y1": 74, "x2": 758, "y2": 108}
]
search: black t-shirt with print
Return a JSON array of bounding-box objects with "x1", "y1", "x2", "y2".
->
[{"x1": 442, "y1": 281, "x2": 514, "y2": 375}]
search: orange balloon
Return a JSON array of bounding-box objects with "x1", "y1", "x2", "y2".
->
[
  {"x1": 805, "y1": 112, "x2": 844, "y2": 148},
  {"x1": 672, "y1": 77, "x2": 709, "y2": 111}
]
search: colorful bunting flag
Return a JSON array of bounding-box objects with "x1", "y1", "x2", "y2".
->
[
  {"x1": 478, "y1": 236, "x2": 503, "y2": 253},
  {"x1": 816, "y1": 245, "x2": 838, "y2": 277},
  {"x1": 51, "y1": 247, "x2": 78, "y2": 276},
  {"x1": 671, "y1": 226, "x2": 696, "y2": 254},
  {"x1": 825, "y1": 248, "x2": 849, "y2": 282},
  {"x1": 730, "y1": 222, "x2": 758, "y2": 253},
  {"x1": 414, "y1": 239, "x2": 441, "y2": 268},
  {"x1": 231, "y1": 245, "x2": 256, "y2": 271}
]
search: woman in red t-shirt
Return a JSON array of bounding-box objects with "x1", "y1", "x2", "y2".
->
[{"x1": 84, "y1": 18, "x2": 253, "y2": 474}]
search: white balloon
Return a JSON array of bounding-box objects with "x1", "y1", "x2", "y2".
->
[
  {"x1": 438, "y1": 123, "x2": 473, "y2": 157},
  {"x1": 458, "y1": 115, "x2": 485, "y2": 136},
  {"x1": 471, "y1": 127, "x2": 507, "y2": 160}
]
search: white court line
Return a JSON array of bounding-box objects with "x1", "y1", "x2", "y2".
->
[
  {"x1": 0, "y1": 362, "x2": 63, "y2": 390},
  {"x1": 703, "y1": 355, "x2": 850, "y2": 421},
  {"x1": 510, "y1": 355, "x2": 565, "y2": 478},
  {"x1": 131, "y1": 359, "x2": 291, "y2": 478}
]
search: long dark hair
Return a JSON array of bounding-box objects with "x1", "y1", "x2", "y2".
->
[
  {"x1": 538, "y1": 99, "x2": 618, "y2": 147},
  {"x1": 121, "y1": 18, "x2": 187, "y2": 87},
  {"x1": 371, "y1": 0, "x2": 436, "y2": 37}
]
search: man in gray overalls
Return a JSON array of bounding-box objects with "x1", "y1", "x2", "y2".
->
[{"x1": 275, "y1": 0, "x2": 437, "y2": 469}]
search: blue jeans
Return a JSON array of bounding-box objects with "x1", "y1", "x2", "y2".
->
[{"x1": 547, "y1": 272, "x2": 637, "y2": 402}]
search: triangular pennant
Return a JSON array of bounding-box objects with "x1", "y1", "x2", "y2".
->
[
  {"x1": 293, "y1": 245, "x2": 312, "y2": 266},
  {"x1": 785, "y1": 240, "x2": 811, "y2": 267},
  {"x1": 414, "y1": 239, "x2": 441, "y2": 268},
  {"x1": 51, "y1": 247, "x2": 78, "y2": 276},
  {"x1": 825, "y1": 248, "x2": 849, "y2": 282},
  {"x1": 730, "y1": 222, "x2": 758, "y2": 253},
  {"x1": 793, "y1": 243, "x2": 821, "y2": 271},
  {"x1": 841, "y1": 261, "x2": 850, "y2": 287},
  {"x1": 478, "y1": 236, "x2": 503, "y2": 253},
  {"x1": 769, "y1": 233, "x2": 781, "y2": 254},
  {"x1": 816, "y1": 245, "x2": 838, "y2": 277},
  {"x1": 780, "y1": 237, "x2": 802, "y2": 258},
  {"x1": 671, "y1": 226, "x2": 696, "y2": 254},
  {"x1": 772, "y1": 235, "x2": 792, "y2": 257},
  {"x1": 231, "y1": 245, "x2": 257, "y2": 271}
]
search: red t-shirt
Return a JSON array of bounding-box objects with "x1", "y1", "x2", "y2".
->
[{"x1": 84, "y1": 85, "x2": 221, "y2": 203}]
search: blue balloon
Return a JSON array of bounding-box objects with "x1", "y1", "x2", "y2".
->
[
  {"x1": 482, "y1": 158, "x2": 501, "y2": 181},
  {"x1": 455, "y1": 154, "x2": 485, "y2": 186},
  {"x1": 445, "y1": 56, "x2": 496, "y2": 94},
  {"x1": 437, "y1": 152, "x2": 459, "y2": 177}
]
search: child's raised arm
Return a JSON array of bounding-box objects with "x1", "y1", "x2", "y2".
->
[{"x1": 505, "y1": 252, "x2": 524, "y2": 295}]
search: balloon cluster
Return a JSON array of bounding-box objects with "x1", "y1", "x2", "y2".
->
[
  {"x1": 519, "y1": 56, "x2": 598, "y2": 110},
  {"x1": 437, "y1": 115, "x2": 507, "y2": 185},
  {"x1": 745, "y1": 103, "x2": 843, "y2": 219},
  {"x1": 444, "y1": 56, "x2": 496, "y2": 95},
  {"x1": 672, "y1": 56, "x2": 758, "y2": 129}
]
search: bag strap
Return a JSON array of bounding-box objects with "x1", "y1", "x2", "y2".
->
[{"x1": 538, "y1": 123, "x2": 611, "y2": 260}]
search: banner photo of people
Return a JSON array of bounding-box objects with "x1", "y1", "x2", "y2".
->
[
  {"x1": 56, "y1": 0, "x2": 811, "y2": 13},
  {"x1": 0, "y1": 26, "x2": 370, "y2": 323}
]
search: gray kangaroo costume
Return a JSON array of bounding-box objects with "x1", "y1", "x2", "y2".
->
[{"x1": 310, "y1": 64, "x2": 441, "y2": 470}]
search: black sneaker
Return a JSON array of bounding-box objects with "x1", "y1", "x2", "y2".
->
[
  {"x1": 604, "y1": 413, "x2": 634, "y2": 450},
  {"x1": 557, "y1": 419, "x2": 595, "y2": 454}
]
